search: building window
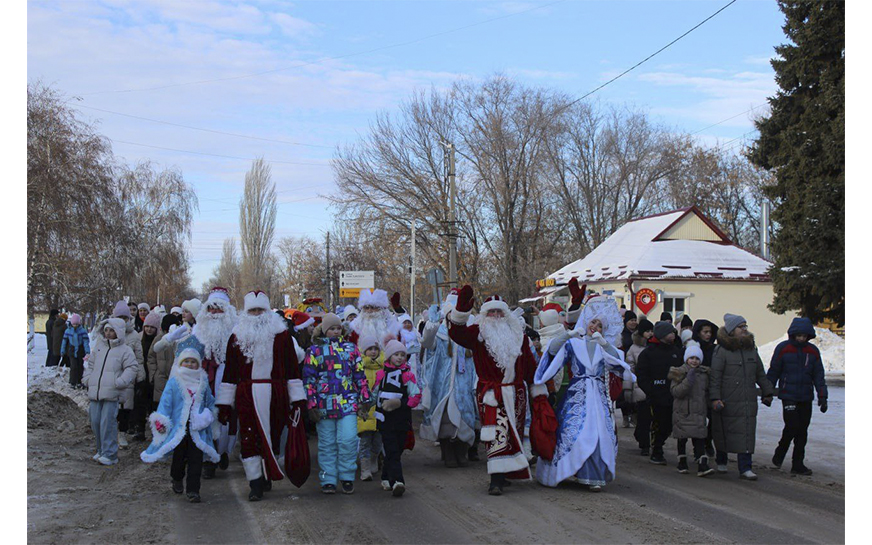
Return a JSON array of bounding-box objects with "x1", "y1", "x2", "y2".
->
[{"x1": 663, "y1": 296, "x2": 686, "y2": 321}]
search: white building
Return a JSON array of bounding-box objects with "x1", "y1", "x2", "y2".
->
[{"x1": 524, "y1": 206, "x2": 796, "y2": 344}]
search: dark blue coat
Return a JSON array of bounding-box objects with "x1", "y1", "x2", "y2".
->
[{"x1": 766, "y1": 318, "x2": 828, "y2": 403}]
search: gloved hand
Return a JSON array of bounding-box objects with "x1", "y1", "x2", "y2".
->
[
  {"x1": 686, "y1": 368, "x2": 696, "y2": 386},
  {"x1": 428, "y1": 304, "x2": 440, "y2": 323},
  {"x1": 164, "y1": 323, "x2": 191, "y2": 342},
  {"x1": 819, "y1": 399, "x2": 828, "y2": 413},
  {"x1": 382, "y1": 398, "x2": 402, "y2": 412},
  {"x1": 589, "y1": 331, "x2": 609, "y2": 347},
  {"x1": 391, "y1": 292, "x2": 403, "y2": 313},
  {"x1": 567, "y1": 328, "x2": 584, "y2": 339},
  {"x1": 712, "y1": 399, "x2": 725, "y2": 412},
  {"x1": 568, "y1": 277, "x2": 587, "y2": 306},
  {"x1": 761, "y1": 396, "x2": 773, "y2": 407},
  {"x1": 154, "y1": 420, "x2": 167, "y2": 434},
  {"x1": 217, "y1": 405, "x2": 231, "y2": 425},
  {"x1": 455, "y1": 284, "x2": 475, "y2": 313},
  {"x1": 308, "y1": 408, "x2": 322, "y2": 424}
]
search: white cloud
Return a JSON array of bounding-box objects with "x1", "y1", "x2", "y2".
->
[{"x1": 270, "y1": 12, "x2": 319, "y2": 38}]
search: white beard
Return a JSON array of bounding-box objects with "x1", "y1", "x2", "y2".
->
[
  {"x1": 193, "y1": 305, "x2": 238, "y2": 366},
  {"x1": 232, "y1": 311, "x2": 287, "y2": 364},
  {"x1": 350, "y1": 309, "x2": 400, "y2": 347},
  {"x1": 478, "y1": 315, "x2": 524, "y2": 381}
]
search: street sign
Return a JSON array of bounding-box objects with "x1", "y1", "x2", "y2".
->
[
  {"x1": 339, "y1": 271, "x2": 374, "y2": 289},
  {"x1": 340, "y1": 288, "x2": 362, "y2": 298}
]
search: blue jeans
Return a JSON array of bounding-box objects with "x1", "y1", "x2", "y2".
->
[
  {"x1": 89, "y1": 400, "x2": 119, "y2": 461},
  {"x1": 716, "y1": 451, "x2": 753, "y2": 473},
  {"x1": 316, "y1": 415, "x2": 358, "y2": 486}
]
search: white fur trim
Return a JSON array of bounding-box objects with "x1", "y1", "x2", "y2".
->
[
  {"x1": 148, "y1": 412, "x2": 171, "y2": 444},
  {"x1": 140, "y1": 379, "x2": 219, "y2": 464},
  {"x1": 483, "y1": 390, "x2": 498, "y2": 407},
  {"x1": 531, "y1": 383, "x2": 548, "y2": 398},
  {"x1": 486, "y1": 451, "x2": 530, "y2": 475},
  {"x1": 190, "y1": 406, "x2": 215, "y2": 431},
  {"x1": 242, "y1": 455, "x2": 264, "y2": 481},
  {"x1": 287, "y1": 379, "x2": 306, "y2": 402},
  {"x1": 449, "y1": 308, "x2": 471, "y2": 325},
  {"x1": 243, "y1": 291, "x2": 270, "y2": 312},
  {"x1": 357, "y1": 288, "x2": 390, "y2": 309},
  {"x1": 480, "y1": 299, "x2": 511, "y2": 316},
  {"x1": 480, "y1": 425, "x2": 497, "y2": 442},
  {"x1": 566, "y1": 306, "x2": 581, "y2": 325},
  {"x1": 216, "y1": 382, "x2": 237, "y2": 406},
  {"x1": 293, "y1": 317, "x2": 315, "y2": 332}
]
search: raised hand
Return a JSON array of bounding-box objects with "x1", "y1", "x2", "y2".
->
[{"x1": 455, "y1": 284, "x2": 475, "y2": 313}]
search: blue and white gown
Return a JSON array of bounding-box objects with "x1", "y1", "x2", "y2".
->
[{"x1": 534, "y1": 337, "x2": 632, "y2": 487}]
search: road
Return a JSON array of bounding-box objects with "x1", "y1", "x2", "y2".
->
[{"x1": 28, "y1": 391, "x2": 844, "y2": 544}]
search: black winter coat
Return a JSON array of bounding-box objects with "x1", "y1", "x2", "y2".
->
[
  {"x1": 636, "y1": 338, "x2": 683, "y2": 407},
  {"x1": 45, "y1": 316, "x2": 56, "y2": 350},
  {"x1": 692, "y1": 319, "x2": 718, "y2": 368}
]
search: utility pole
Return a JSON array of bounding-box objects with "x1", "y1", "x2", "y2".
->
[
  {"x1": 443, "y1": 142, "x2": 458, "y2": 288},
  {"x1": 325, "y1": 231, "x2": 333, "y2": 309},
  {"x1": 410, "y1": 220, "x2": 416, "y2": 319}
]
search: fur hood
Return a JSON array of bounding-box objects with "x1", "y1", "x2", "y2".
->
[
  {"x1": 716, "y1": 326, "x2": 756, "y2": 351},
  {"x1": 631, "y1": 330, "x2": 648, "y2": 348},
  {"x1": 668, "y1": 364, "x2": 710, "y2": 382}
]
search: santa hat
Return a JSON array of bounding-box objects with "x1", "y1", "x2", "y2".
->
[
  {"x1": 539, "y1": 309, "x2": 561, "y2": 328},
  {"x1": 182, "y1": 298, "x2": 201, "y2": 316},
  {"x1": 143, "y1": 312, "x2": 161, "y2": 330},
  {"x1": 137, "y1": 302, "x2": 150, "y2": 311},
  {"x1": 480, "y1": 294, "x2": 511, "y2": 316},
  {"x1": 69, "y1": 313, "x2": 82, "y2": 326},
  {"x1": 243, "y1": 290, "x2": 270, "y2": 312},
  {"x1": 541, "y1": 302, "x2": 564, "y2": 314},
  {"x1": 397, "y1": 313, "x2": 413, "y2": 325},
  {"x1": 206, "y1": 287, "x2": 231, "y2": 306},
  {"x1": 343, "y1": 305, "x2": 359, "y2": 321},
  {"x1": 112, "y1": 300, "x2": 131, "y2": 319},
  {"x1": 292, "y1": 311, "x2": 315, "y2": 331},
  {"x1": 383, "y1": 339, "x2": 407, "y2": 361},
  {"x1": 357, "y1": 289, "x2": 390, "y2": 309}
]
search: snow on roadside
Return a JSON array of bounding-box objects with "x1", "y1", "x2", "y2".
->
[
  {"x1": 758, "y1": 326, "x2": 845, "y2": 376},
  {"x1": 28, "y1": 334, "x2": 89, "y2": 409}
]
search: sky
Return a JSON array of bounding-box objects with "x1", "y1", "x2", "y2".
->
[{"x1": 27, "y1": 0, "x2": 787, "y2": 290}]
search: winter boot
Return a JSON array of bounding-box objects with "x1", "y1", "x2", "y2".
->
[
  {"x1": 248, "y1": 477, "x2": 265, "y2": 501},
  {"x1": 453, "y1": 440, "x2": 469, "y2": 468},
  {"x1": 772, "y1": 448, "x2": 786, "y2": 469},
  {"x1": 392, "y1": 481, "x2": 406, "y2": 497},
  {"x1": 790, "y1": 464, "x2": 813, "y2": 476},
  {"x1": 488, "y1": 473, "x2": 505, "y2": 496},
  {"x1": 202, "y1": 462, "x2": 217, "y2": 480},
  {"x1": 649, "y1": 451, "x2": 667, "y2": 465},
  {"x1": 442, "y1": 441, "x2": 458, "y2": 468},
  {"x1": 172, "y1": 480, "x2": 184, "y2": 494},
  {"x1": 186, "y1": 492, "x2": 201, "y2": 503},
  {"x1": 341, "y1": 480, "x2": 354, "y2": 494},
  {"x1": 360, "y1": 457, "x2": 373, "y2": 481},
  {"x1": 697, "y1": 456, "x2": 714, "y2": 477},
  {"x1": 676, "y1": 455, "x2": 689, "y2": 474}
]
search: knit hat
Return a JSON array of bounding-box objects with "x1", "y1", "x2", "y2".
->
[
  {"x1": 684, "y1": 344, "x2": 704, "y2": 363},
  {"x1": 137, "y1": 302, "x2": 150, "y2": 311},
  {"x1": 623, "y1": 310, "x2": 637, "y2": 325},
  {"x1": 182, "y1": 298, "x2": 201, "y2": 316},
  {"x1": 69, "y1": 313, "x2": 82, "y2": 326},
  {"x1": 342, "y1": 305, "x2": 359, "y2": 321},
  {"x1": 660, "y1": 312, "x2": 673, "y2": 323},
  {"x1": 723, "y1": 313, "x2": 747, "y2": 334},
  {"x1": 174, "y1": 347, "x2": 202, "y2": 368},
  {"x1": 358, "y1": 334, "x2": 379, "y2": 353},
  {"x1": 680, "y1": 314, "x2": 693, "y2": 329},
  {"x1": 144, "y1": 312, "x2": 162, "y2": 330},
  {"x1": 113, "y1": 300, "x2": 131, "y2": 318},
  {"x1": 383, "y1": 339, "x2": 407, "y2": 361},
  {"x1": 680, "y1": 329, "x2": 693, "y2": 345},
  {"x1": 170, "y1": 306, "x2": 183, "y2": 315},
  {"x1": 637, "y1": 318, "x2": 654, "y2": 335},
  {"x1": 653, "y1": 321, "x2": 675, "y2": 341},
  {"x1": 319, "y1": 313, "x2": 342, "y2": 334}
]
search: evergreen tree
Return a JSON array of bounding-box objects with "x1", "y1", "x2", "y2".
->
[{"x1": 749, "y1": 0, "x2": 844, "y2": 325}]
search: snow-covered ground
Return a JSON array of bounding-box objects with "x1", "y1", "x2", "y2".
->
[
  {"x1": 27, "y1": 334, "x2": 89, "y2": 409},
  {"x1": 759, "y1": 326, "x2": 845, "y2": 376}
]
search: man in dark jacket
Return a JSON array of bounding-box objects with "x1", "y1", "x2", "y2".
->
[
  {"x1": 45, "y1": 309, "x2": 59, "y2": 367},
  {"x1": 620, "y1": 311, "x2": 638, "y2": 352},
  {"x1": 636, "y1": 321, "x2": 682, "y2": 465},
  {"x1": 766, "y1": 317, "x2": 828, "y2": 476}
]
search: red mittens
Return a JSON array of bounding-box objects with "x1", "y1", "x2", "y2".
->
[{"x1": 455, "y1": 284, "x2": 475, "y2": 313}]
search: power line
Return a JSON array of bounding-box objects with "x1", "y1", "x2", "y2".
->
[
  {"x1": 691, "y1": 103, "x2": 766, "y2": 135},
  {"x1": 81, "y1": 0, "x2": 567, "y2": 96},
  {"x1": 561, "y1": 0, "x2": 737, "y2": 111},
  {"x1": 107, "y1": 137, "x2": 332, "y2": 167},
  {"x1": 74, "y1": 103, "x2": 334, "y2": 148}
]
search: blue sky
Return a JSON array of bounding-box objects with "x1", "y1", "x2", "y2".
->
[{"x1": 27, "y1": 0, "x2": 786, "y2": 290}]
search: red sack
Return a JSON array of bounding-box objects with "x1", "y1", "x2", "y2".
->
[
  {"x1": 609, "y1": 374, "x2": 623, "y2": 402},
  {"x1": 284, "y1": 402, "x2": 310, "y2": 488},
  {"x1": 404, "y1": 429, "x2": 416, "y2": 451},
  {"x1": 529, "y1": 395, "x2": 558, "y2": 461}
]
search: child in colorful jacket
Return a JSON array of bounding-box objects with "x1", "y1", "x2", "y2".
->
[
  {"x1": 302, "y1": 313, "x2": 372, "y2": 495},
  {"x1": 140, "y1": 348, "x2": 220, "y2": 503},
  {"x1": 356, "y1": 334, "x2": 385, "y2": 482},
  {"x1": 61, "y1": 313, "x2": 91, "y2": 388},
  {"x1": 374, "y1": 340, "x2": 422, "y2": 497}
]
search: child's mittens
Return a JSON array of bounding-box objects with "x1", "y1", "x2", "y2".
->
[
  {"x1": 382, "y1": 398, "x2": 402, "y2": 412},
  {"x1": 686, "y1": 368, "x2": 696, "y2": 386},
  {"x1": 190, "y1": 408, "x2": 214, "y2": 431},
  {"x1": 154, "y1": 420, "x2": 167, "y2": 434}
]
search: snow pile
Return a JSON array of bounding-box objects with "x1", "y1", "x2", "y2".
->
[
  {"x1": 758, "y1": 327, "x2": 845, "y2": 375},
  {"x1": 27, "y1": 333, "x2": 90, "y2": 409}
]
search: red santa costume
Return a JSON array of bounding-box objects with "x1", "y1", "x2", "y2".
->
[
  {"x1": 348, "y1": 288, "x2": 401, "y2": 348},
  {"x1": 216, "y1": 291, "x2": 309, "y2": 500},
  {"x1": 447, "y1": 286, "x2": 547, "y2": 494}
]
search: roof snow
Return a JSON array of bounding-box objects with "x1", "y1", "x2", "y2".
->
[{"x1": 548, "y1": 207, "x2": 772, "y2": 284}]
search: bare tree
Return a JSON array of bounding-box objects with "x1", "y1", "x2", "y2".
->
[
  {"x1": 204, "y1": 238, "x2": 243, "y2": 307},
  {"x1": 239, "y1": 158, "x2": 277, "y2": 292}
]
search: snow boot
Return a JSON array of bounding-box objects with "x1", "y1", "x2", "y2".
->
[
  {"x1": 248, "y1": 477, "x2": 265, "y2": 501},
  {"x1": 676, "y1": 455, "x2": 689, "y2": 474},
  {"x1": 341, "y1": 481, "x2": 354, "y2": 494},
  {"x1": 360, "y1": 457, "x2": 373, "y2": 481},
  {"x1": 453, "y1": 440, "x2": 469, "y2": 468},
  {"x1": 697, "y1": 456, "x2": 714, "y2": 477},
  {"x1": 791, "y1": 464, "x2": 813, "y2": 476},
  {"x1": 488, "y1": 473, "x2": 505, "y2": 496}
]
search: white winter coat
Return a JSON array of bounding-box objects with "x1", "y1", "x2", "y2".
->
[{"x1": 85, "y1": 319, "x2": 140, "y2": 403}]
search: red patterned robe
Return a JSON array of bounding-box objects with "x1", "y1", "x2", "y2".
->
[
  {"x1": 448, "y1": 315, "x2": 538, "y2": 480},
  {"x1": 216, "y1": 328, "x2": 307, "y2": 482}
]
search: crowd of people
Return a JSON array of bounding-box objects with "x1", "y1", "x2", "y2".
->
[{"x1": 43, "y1": 278, "x2": 830, "y2": 503}]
